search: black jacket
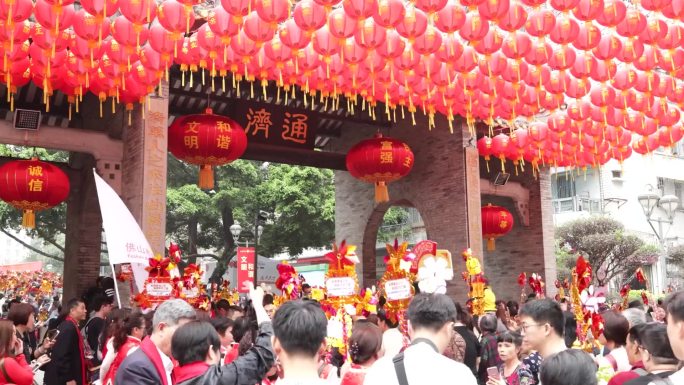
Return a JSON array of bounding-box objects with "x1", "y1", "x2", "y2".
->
[
  {"x1": 44, "y1": 319, "x2": 86, "y2": 385},
  {"x1": 177, "y1": 322, "x2": 275, "y2": 385}
]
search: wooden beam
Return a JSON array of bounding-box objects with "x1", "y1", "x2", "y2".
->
[{"x1": 242, "y1": 143, "x2": 347, "y2": 171}]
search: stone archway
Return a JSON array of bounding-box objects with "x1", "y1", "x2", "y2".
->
[
  {"x1": 333, "y1": 115, "x2": 483, "y2": 299},
  {"x1": 360, "y1": 199, "x2": 423, "y2": 284}
]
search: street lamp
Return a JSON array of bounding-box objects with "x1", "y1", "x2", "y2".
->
[
  {"x1": 638, "y1": 185, "x2": 681, "y2": 293},
  {"x1": 230, "y1": 221, "x2": 242, "y2": 244}
]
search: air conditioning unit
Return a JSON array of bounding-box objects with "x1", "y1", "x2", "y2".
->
[{"x1": 13, "y1": 109, "x2": 41, "y2": 131}]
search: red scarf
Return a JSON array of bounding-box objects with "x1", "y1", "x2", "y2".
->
[
  {"x1": 139, "y1": 337, "x2": 171, "y2": 385},
  {"x1": 173, "y1": 362, "x2": 210, "y2": 384},
  {"x1": 66, "y1": 317, "x2": 87, "y2": 385},
  {"x1": 102, "y1": 337, "x2": 141, "y2": 385}
]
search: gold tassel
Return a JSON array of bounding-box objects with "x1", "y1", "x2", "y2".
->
[
  {"x1": 198, "y1": 165, "x2": 214, "y2": 190},
  {"x1": 374, "y1": 181, "x2": 389, "y2": 203},
  {"x1": 487, "y1": 238, "x2": 496, "y2": 251},
  {"x1": 22, "y1": 210, "x2": 35, "y2": 229}
]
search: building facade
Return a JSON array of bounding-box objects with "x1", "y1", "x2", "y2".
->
[{"x1": 552, "y1": 141, "x2": 684, "y2": 293}]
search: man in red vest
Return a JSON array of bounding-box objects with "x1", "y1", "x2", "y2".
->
[{"x1": 116, "y1": 299, "x2": 197, "y2": 385}]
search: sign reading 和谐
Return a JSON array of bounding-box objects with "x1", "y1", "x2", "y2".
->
[{"x1": 236, "y1": 247, "x2": 256, "y2": 293}]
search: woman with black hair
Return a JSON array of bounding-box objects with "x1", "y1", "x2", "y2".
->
[
  {"x1": 100, "y1": 312, "x2": 146, "y2": 385},
  {"x1": 171, "y1": 285, "x2": 274, "y2": 385},
  {"x1": 478, "y1": 313, "x2": 502, "y2": 385},
  {"x1": 486, "y1": 331, "x2": 534, "y2": 385},
  {"x1": 339, "y1": 322, "x2": 383, "y2": 385},
  {"x1": 540, "y1": 350, "x2": 597, "y2": 385}
]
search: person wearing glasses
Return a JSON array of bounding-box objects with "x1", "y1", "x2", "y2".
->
[
  {"x1": 518, "y1": 299, "x2": 567, "y2": 359},
  {"x1": 622, "y1": 323, "x2": 679, "y2": 385}
]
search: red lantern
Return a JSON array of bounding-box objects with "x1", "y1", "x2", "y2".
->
[
  {"x1": 596, "y1": 0, "x2": 625, "y2": 27},
  {"x1": 168, "y1": 109, "x2": 248, "y2": 189},
  {"x1": 525, "y1": 10, "x2": 555, "y2": 37},
  {"x1": 434, "y1": 1, "x2": 465, "y2": 33},
  {"x1": 0, "y1": 158, "x2": 70, "y2": 228},
  {"x1": 255, "y1": 0, "x2": 290, "y2": 26},
  {"x1": 481, "y1": 204, "x2": 514, "y2": 251},
  {"x1": 345, "y1": 133, "x2": 414, "y2": 203}
]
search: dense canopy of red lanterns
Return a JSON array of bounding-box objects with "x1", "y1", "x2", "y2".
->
[{"x1": 2, "y1": 0, "x2": 684, "y2": 169}]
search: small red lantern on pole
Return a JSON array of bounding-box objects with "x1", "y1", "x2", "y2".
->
[
  {"x1": 168, "y1": 108, "x2": 248, "y2": 190},
  {"x1": 481, "y1": 203, "x2": 514, "y2": 251},
  {"x1": 346, "y1": 133, "x2": 414, "y2": 203},
  {"x1": 0, "y1": 158, "x2": 70, "y2": 228}
]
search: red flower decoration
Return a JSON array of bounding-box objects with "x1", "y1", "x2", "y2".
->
[
  {"x1": 169, "y1": 242, "x2": 182, "y2": 263},
  {"x1": 275, "y1": 262, "x2": 297, "y2": 291},
  {"x1": 146, "y1": 256, "x2": 171, "y2": 277},
  {"x1": 641, "y1": 291, "x2": 649, "y2": 306},
  {"x1": 518, "y1": 272, "x2": 527, "y2": 287},
  {"x1": 620, "y1": 284, "x2": 630, "y2": 298},
  {"x1": 575, "y1": 256, "x2": 592, "y2": 292},
  {"x1": 635, "y1": 268, "x2": 646, "y2": 284}
]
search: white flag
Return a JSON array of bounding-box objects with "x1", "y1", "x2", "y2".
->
[{"x1": 93, "y1": 170, "x2": 150, "y2": 293}]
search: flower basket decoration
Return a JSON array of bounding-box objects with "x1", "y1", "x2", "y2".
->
[
  {"x1": 570, "y1": 256, "x2": 605, "y2": 353},
  {"x1": 378, "y1": 240, "x2": 416, "y2": 325},
  {"x1": 275, "y1": 261, "x2": 301, "y2": 302},
  {"x1": 462, "y1": 248, "x2": 486, "y2": 316},
  {"x1": 133, "y1": 254, "x2": 178, "y2": 310},
  {"x1": 323, "y1": 240, "x2": 360, "y2": 310},
  {"x1": 417, "y1": 248, "x2": 454, "y2": 295}
]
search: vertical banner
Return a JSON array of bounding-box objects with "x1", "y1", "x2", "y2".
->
[
  {"x1": 142, "y1": 93, "x2": 169, "y2": 258},
  {"x1": 93, "y1": 170, "x2": 153, "y2": 298},
  {"x1": 236, "y1": 247, "x2": 256, "y2": 293}
]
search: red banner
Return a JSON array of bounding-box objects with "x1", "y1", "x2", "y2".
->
[{"x1": 236, "y1": 247, "x2": 256, "y2": 293}]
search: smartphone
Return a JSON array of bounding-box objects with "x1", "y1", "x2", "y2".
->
[
  {"x1": 46, "y1": 329, "x2": 59, "y2": 341},
  {"x1": 487, "y1": 366, "x2": 501, "y2": 380}
]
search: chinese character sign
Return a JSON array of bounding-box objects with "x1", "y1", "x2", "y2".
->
[
  {"x1": 236, "y1": 247, "x2": 256, "y2": 293},
  {"x1": 168, "y1": 108, "x2": 248, "y2": 189},
  {"x1": 143, "y1": 101, "x2": 169, "y2": 258},
  {"x1": 346, "y1": 133, "x2": 414, "y2": 203},
  {"x1": 231, "y1": 102, "x2": 318, "y2": 150},
  {"x1": 481, "y1": 204, "x2": 514, "y2": 251},
  {"x1": 0, "y1": 159, "x2": 70, "y2": 229}
]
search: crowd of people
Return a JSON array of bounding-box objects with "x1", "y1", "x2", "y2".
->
[{"x1": 0, "y1": 276, "x2": 683, "y2": 385}]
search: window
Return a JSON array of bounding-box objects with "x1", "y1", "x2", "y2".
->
[
  {"x1": 552, "y1": 173, "x2": 576, "y2": 199},
  {"x1": 676, "y1": 182, "x2": 684, "y2": 210},
  {"x1": 657, "y1": 177, "x2": 665, "y2": 196},
  {"x1": 611, "y1": 170, "x2": 622, "y2": 179}
]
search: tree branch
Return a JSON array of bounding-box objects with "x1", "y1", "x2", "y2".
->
[
  {"x1": 34, "y1": 227, "x2": 66, "y2": 253},
  {"x1": 0, "y1": 228, "x2": 64, "y2": 262}
]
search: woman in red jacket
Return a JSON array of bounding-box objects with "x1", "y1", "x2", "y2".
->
[{"x1": 0, "y1": 319, "x2": 34, "y2": 385}]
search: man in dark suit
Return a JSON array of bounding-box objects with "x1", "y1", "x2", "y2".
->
[
  {"x1": 116, "y1": 299, "x2": 197, "y2": 385},
  {"x1": 45, "y1": 298, "x2": 88, "y2": 385}
]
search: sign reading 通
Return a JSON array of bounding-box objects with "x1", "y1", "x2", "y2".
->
[{"x1": 225, "y1": 101, "x2": 318, "y2": 150}]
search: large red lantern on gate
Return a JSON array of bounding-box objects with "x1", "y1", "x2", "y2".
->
[
  {"x1": 481, "y1": 203, "x2": 514, "y2": 251},
  {"x1": 168, "y1": 108, "x2": 248, "y2": 189},
  {"x1": 346, "y1": 133, "x2": 414, "y2": 203},
  {"x1": 0, "y1": 158, "x2": 70, "y2": 229}
]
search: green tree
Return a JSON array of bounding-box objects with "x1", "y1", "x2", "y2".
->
[
  {"x1": 0, "y1": 145, "x2": 79, "y2": 264},
  {"x1": 556, "y1": 217, "x2": 648, "y2": 286},
  {"x1": 165, "y1": 157, "x2": 336, "y2": 278},
  {"x1": 377, "y1": 206, "x2": 411, "y2": 243}
]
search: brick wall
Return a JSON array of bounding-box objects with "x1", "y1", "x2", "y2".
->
[
  {"x1": 63, "y1": 153, "x2": 103, "y2": 301},
  {"x1": 480, "y1": 161, "x2": 558, "y2": 301},
  {"x1": 333, "y1": 114, "x2": 478, "y2": 300},
  {"x1": 335, "y1": 114, "x2": 557, "y2": 302}
]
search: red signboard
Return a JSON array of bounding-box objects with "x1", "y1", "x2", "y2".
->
[{"x1": 236, "y1": 247, "x2": 256, "y2": 293}]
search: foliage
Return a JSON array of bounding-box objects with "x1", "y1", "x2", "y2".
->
[
  {"x1": 1, "y1": 145, "x2": 336, "y2": 276},
  {"x1": 556, "y1": 217, "x2": 646, "y2": 286},
  {"x1": 377, "y1": 206, "x2": 411, "y2": 244},
  {"x1": 0, "y1": 145, "x2": 74, "y2": 264},
  {"x1": 668, "y1": 245, "x2": 684, "y2": 267},
  {"x1": 555, "y1": 241, "x2": 576, "y2": 282},
  {"x1": 166, "y1": 157, "x2": 336, "y2": 278}
]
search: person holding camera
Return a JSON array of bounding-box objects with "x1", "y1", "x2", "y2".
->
[{"x1": 0, "y1": 319, "x2": 35, "y2": 385}]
